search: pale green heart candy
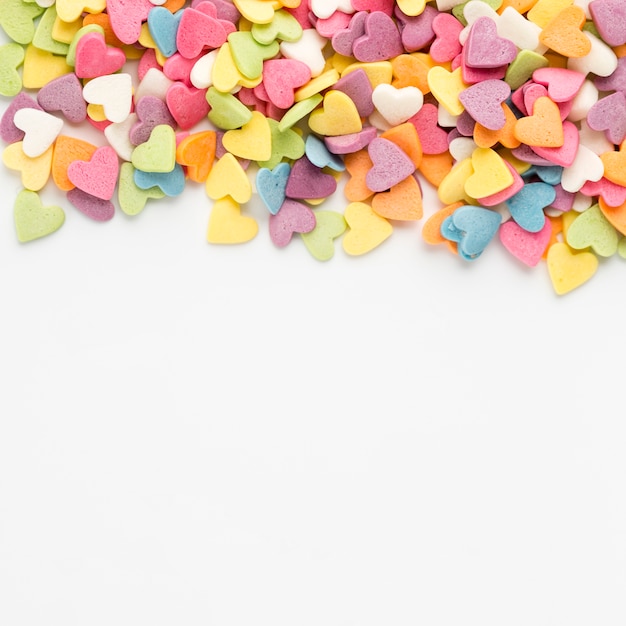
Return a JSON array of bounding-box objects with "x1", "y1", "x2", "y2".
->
[
  {"x1": 0, "y1": 43, "x2": 25, "y2": 97},
  {"x1": 257, "y1": 119, "x2": 305, "y2": 170},
  {"x1": 0, "y1": 0, "x2": 45, "y2": 45},
  {"x1": 227, "y1": 31, "x2": 279, "y2": 80},
  {"x1": 251, "y1": 10, "x2": 303, "y2": 46},
  {"x1": 118, "y1": 162, "x2": 165, "y2": 216},
  {"x1": 301, "y1": 210, "x2": 347, "y2": 261},
  {"x1": 32, "y1": 6, "x2": 70, "y2": 56},
  {"x1": 131, "y1": 125, "x2": 177, "y2": 174},
  {"x1": 566, "y1": 203, "x2": 619, "y2": 258},
  {"x1": 14, "y1": 189, "x2": 65, "y2": 242},
  {"x1": 617, "y1": 237, "x2": 626, "y2": 259},
  {"x1": 206, "y1": 86, "x2": 253, "y2": 130}
]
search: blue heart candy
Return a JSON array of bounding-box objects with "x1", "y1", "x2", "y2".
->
[
  {"x1": 134, "y1": 163, "x2": 186, "y2": 196},
  {"x1": 441, "y1": 205, "x2": 502, "y2": 261},
  {"x1": 147, "y1": 6, "x2": 183, "y2": 58},
  {"x1": 506, "y1": 182, "x2": 556, "y2": 233},
  {"x1": 522, "y1": 165, "x2": 563, "y2": 185},
  {"x1": 256, "y1": 162, "x2": 290, "y2": 215},
  {"x1": 305, "y1": 134, "x2": 345, "y2": 172}
]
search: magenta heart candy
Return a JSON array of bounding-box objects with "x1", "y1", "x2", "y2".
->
[
  {"x1": 366, "y1": 137, "x2": 416, "y2": 192},
  {"x1": 130, "y1": 95, "x2": 177, "y2": 146},
  {"x1": 589, "y1": 0, "x2": 626, "y2": 47},
  {"x1": 331, "y1": 11, "x2": 367, "y2": 57},
  {"x1": 352, "y1": 0, "x2": 394, "y2": 16},
  {"x1": 532, "y1": 67, "x2": 586, "y2": 103},
  {"x1": 499, "y1": 216, "x2": 552, "y2": 267},
  {"x1": 458, "y1": 79, "x2": 511, "y2": 130},
  {"x1": 393, "y1": 4, "x2": 437, "y2": 52},
  {"x1": 67, "y1": 188, "x2": 115, "y2": 222},
  {"x1": 0, "y1": 92, "x2": 43, "y2": 143},
  {"x1": 352, "y1": 11, "x2": 404, "y2": 62},
  {"x1": 67, "y1": 146, "x2": 120, "y2": 201},
  {"x1": 269, "y1": 199, "x2": 316, "y2": 247},
  {"x1": 74, "y1": 31, "x2": 126, "y2": 78},
  {"x1": 165, "y1": 82, "x2": 210, "y2": 130},
  {"x1": 285, "y1": 156, "x2": 337, "y2": 199},
  {"x1": 408, "y1": 103, "x2": 449, "y2": 155},
  {"x1": 464, "y1": 16, "x2": 517, "y2": 69},
  {"x1": 37, "y1": 73, "x2": 87, "y2": 123},
  {"x1": 586, "y1": 91, "x2": 626, "y2": 145},
  {"x1": 531, "y1": 120, "x2": 580, "y2": 168},
  {"x1": 332, "y1": 69, "x2": 374, "y2": 117},
  {"x1": 176, "y1": 6, "x2": 228, "y2": 59}
]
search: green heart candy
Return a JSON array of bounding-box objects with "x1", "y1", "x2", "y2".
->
[
  {"x1": 227, "y1": 30, "x2": 279, "y2": 80},
  {"x1": 301, "y1": 210, "x2": 347, "y2": 261},
  {"x1": 206, "y1": 86, "x2": 253, "y2": 130},
  {"x1": 0, "y1": 0, "x2": 45, "y2": 45},
  {"x1": 118, "y1": 162, "x2": 165, "y2": 216},
  {"x1": 131, "y1": 125, "x2": 177, "y2": 173},
  {"x1": 567, "y1": 203, "x2": 619, "y2": 258},
  {"x1": 32, "y1": 6, "x2": 70, "y2": 56},
  {"x1": 257, "y1": 119, "x2": 305, "y2": 169},
  {"x1": 0, "y1": 42, "x2": 25, "y2": 97},
  {"x1": 14, "y1": 189, "x2": 65, "y2": 242},
  {"x1": 251, "y1": 10, "x2": 303, "y2": 45}
]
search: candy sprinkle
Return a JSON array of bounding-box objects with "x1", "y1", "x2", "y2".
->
[{"x1": 1, "y1": 0, "x2": 626, "y2": 295}]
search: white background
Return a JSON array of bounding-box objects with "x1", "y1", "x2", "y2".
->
[{"x1": 1, "y1": 26, "x2": 626, "y2": 626}]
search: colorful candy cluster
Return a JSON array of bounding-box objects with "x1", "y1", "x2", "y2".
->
[{"x1": 1, "y1": 0, "x2": 626, "y2": 294}]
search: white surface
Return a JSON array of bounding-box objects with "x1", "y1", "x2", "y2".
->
[{"x1": 1, "y1": 45, "x2": 626, "y2": 626}]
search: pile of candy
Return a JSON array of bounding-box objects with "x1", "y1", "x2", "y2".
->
[{"x1": 1, "y1": 0, "x2": 626, "y2": 294}]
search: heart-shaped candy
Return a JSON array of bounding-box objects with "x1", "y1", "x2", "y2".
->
[
  {"x1": 301, "y1": 210, "x2": 347, "y2": 261},
  {"x1": 458, "y1": 79, "x2": 511, "y2": 131},
  {"x1": 269, "y1": 199, "x2": 316, "y2": 247},
  {"x1": 13, "y1": 107, "x2": 63, "y2": 158},
  {"x1": 505, "y1": 181, "x2": 556, "y2": 233},
  {"x1": 366, "y1": 137, "x2": 416, "y2": 193},
  {"x1": 13, "y1": 189, "x2": 64, "y2": 242},
  {"x1": 441, "y1": 205, "x2": 502, "y2": 260},
  {"x1": 499, "y1": 216, "x2": 552, "y2": 267},
  {"x1": 67, "y1": 145, "x2": 120, "y2": 200},
  {"x1": 566, "y1": 203, "x2": 619, "y2": 258},
  {"x1": 547, "y1": 242, "x2": 598, "y2": 295},
  {"x1": 342, "y1": 201, "x2": 393, "y2": 255},
  {"x1": 37, "y1": 73, "x2": 87, "y2": 123},
  {"x1": 464, "y1": 16, "x2": 517, "y2": 69},
  {"x1": 206, "y1": 196, "x2": 258, "y2": 244},
  {"x1": 256, "y1": 162, "x2": 290, "y2": 215}
]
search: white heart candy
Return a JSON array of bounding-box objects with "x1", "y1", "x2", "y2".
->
[
  {"x1": 280, "y1": 29, "x2": 327, "y2": 78},
  {"x1": 104, "y1": 112, "x2": 138, "y2": 161},
  {"x1": 498, "y1": 7, "x2": 546, "y2": 53},
  {"x1": 309, "y1": 0, "x2": 354, "y2": 19},
  {"x1": 448, "y1": 136, "x2": 477, "y2": 163},
  {"x1": 560, "y1": 144, "x2": 604, "y2": 193},
  {"x1": 13, "y1": 108, "x2": 63, "y2": 158},
  {"x1": 134, "y1": 67, "x2": 174, "y2": 103},
  {"x1": 190, "y1": 50, "x2": 218, "y2": 90},
  {"x1": 567, "y1": 31, "x2": 618, "y2": 78},
  {"x1": 371, "y1": 84, "x2": 423, "y2": 127},
  {"x1": 83, "y1": 73, "x2": 133, "y2": 123}
]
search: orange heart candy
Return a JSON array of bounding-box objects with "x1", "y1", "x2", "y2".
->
[
  {"x1": 539, "y1": 6, "x2": 591, "y2": 58},
  {"x1": 371, "y1": 174, "x2": 423, "y2": 221},
  {"x1": 176, "y1": 130, "x2": 217, "y2": 183},
  {"x1": 514, "y1": 96, "x2": 564, "y2": 147}
]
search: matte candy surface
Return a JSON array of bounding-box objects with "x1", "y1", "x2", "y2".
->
[{"x1": 1, "y1": 0, "x2": 626, "y2": 296}]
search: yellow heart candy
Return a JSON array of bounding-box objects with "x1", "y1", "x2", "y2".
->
[
  {"x1": 56, "y1": 0, "x2": 106, "y2": 23},
  {"x1": 22, "y1": 44, "x2": 72, "y2": 89},
  {"x1": 427, "y1": 66, "x2": 467, "y2": 117},
  {"x1": 464, "y1": 147, "x2": 514, "y2": 199},
  {"x1": 395, "y1": 0, "x2": 426, "y2": 16},
  {"x1": 232, "y1": 0, "x2": 277, "y2": 24},
  {"x1": 222, "y1": 110, "x2": 272, "y2": 162},
  {"x1": 308, "y1": 90, "x2": 362, "y2": 136},
  {"x1": 437, "y1": 157, "x2": 474, "y2": 205},
  {"x1": 207, "y1": 196, "x2": 258, "y2": 244},
  {"x1": 547, "y1": 242, "x2": 598, "y2": 295},
  {"x1": 205, "y1": 152, "x2": 252, "y2": 203},
  {"x1": 2, "y1": 141, "x2": 53, "y2": 191},
  {"x1": 342, "y1": 201, "x2": 393, "y2": 255}
]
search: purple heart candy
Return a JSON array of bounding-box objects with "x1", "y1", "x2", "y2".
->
[
  {"x1": 269, "y1": 199, "x2": 316, "y2": 247},
  {"x1": 458, "y1": 79, "x2": 511, "y2": 131},
  {"x1": 586, "y1": 91, "x2": 626, "y2": 145},
  {"x1": 285, "y1": 156, "x2": 337, "y2": 199}
]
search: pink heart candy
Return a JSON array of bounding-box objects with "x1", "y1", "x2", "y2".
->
[
  {"x1": 314, "y1": 11, "x2": 353, "y2": 39},
  {"x1": 176, "y1": 7, "x2": 229, "y2": 59},
  {"x1": 352, "y1": 0, "x2": 395, "y2": 16},
  {"x1": 324, "y1": 126, "x2": 378, "y2": 154},
  {"x1": 532, "y1": 67, "x2": 586, "y2": 103},
  {"x1": 106, "y1": 0, "x2": 153, "y2": 45},
  {"x1": 581, "y1": 177, "x2": 626, "y2": 208},
  {"x1": 262, "y1": 59, "x2": 312, "y2": 110},
  {"x1": 499, "y1": 216, "x2": 552, "y2": 267},
  {"x1": 408, "y1": 103, "x2": 449, "y2": 155},
  {"x1": 165, "y1": 82, "x2": 210, "y2": 130},
  {"x1": 269, "y1": 199, "x2": 316, "y2": 247},
  {"x1": 74, "y1": 31, "x2": 126, "y2": 79},
  {"x1": 352, "y1": 11, "x2": 404, "y2": 62},
  {"x1": 463, "y1": 16, "x2": 517, "y2": 69},
  {"x1": 67, "y1": 146, "x2": 120, "y2": 201},
  {"x1": 37, "y1": 73, "x2": 87, "y2": 124},
  {"x1": 430, "y1": 12, "x2": 463, "y2": 63},
  {"x1": 366, "y1": 137, "x2": 416, "y2": 192}
]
